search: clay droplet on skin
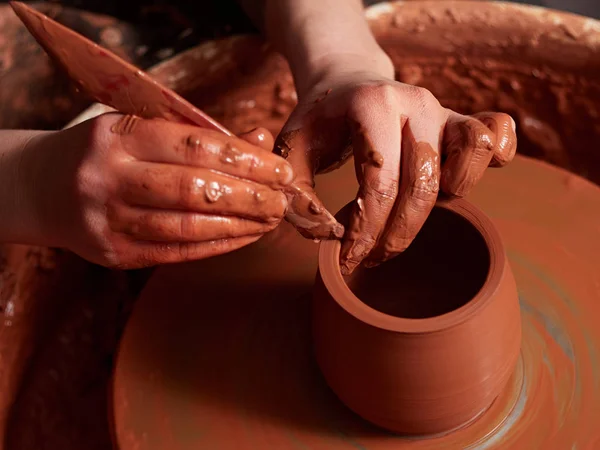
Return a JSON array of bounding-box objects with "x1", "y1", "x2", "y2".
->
[
  {"x1": 473, "y1": 112, "x2": 518, "y2": 167},
  {"x1": 186, "y1": 135, "x2": 201, "y2": 149},
  {"x1": 205, "y1": 181, "x2": 223, "y2": 203},
  {"x1": 274, "y1": 129, "x2": 299, "y2": 159},
  {"x1": 110, "y1": 114, "x2": 139, "y2": 135},
  {"x1": 309, "y1": 201, "x2": 323, "y2": 215},
  {"x1": 356, "y1": 197, "x2": 365, "y2": 218},
  {"x1": 220, "y1": 143, "x2": 242, "y2": 165},
  {"x1": 254, "y1": 191, "x2": 266, "y2": 203}
]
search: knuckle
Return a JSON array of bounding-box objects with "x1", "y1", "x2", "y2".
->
[
  {"x1": 176, "y1": 242, "x2": 191, "y2": 261},
  {"x1": 408, "y1": 184, "x2": 438, "y2": 206},
  {"x1": 177, "y1": 170, "x2": 201, "y2": 207},
  {"x1": 141, "y1": 242, "x2": 178, "y2": 265},
  {"x1": 364, "y1": 178, "x2": 398, "y2": 204},
  {"x1": 476, "y1": 133, "x2": 495, "y2": 152},
  {"x1": 132, "y1": 251, "x2": 158, "y2": 268},
  {"x1": 408, "y1": 86, "x2": 440, "y2": 112},
  {"x1": 352, "y1": 83, "x2": 398, "y2": 111},
  {"x1": 382, "y1": 239, "x2": 407, "y2": 255},
  {"x1": 105, "y1": 202, "x2": 123, "y2": 228},
  {"x1": 178, "y1": 214, "x2": 198, "y2": 240},
  {"x1": 464, "y1": 119, "x2": 495, "y2": 151},
  {"x1": 99, "y1": 249, "x2": 122, "y2": 268}
]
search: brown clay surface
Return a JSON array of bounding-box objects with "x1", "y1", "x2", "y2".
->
[
  {"x1": 313, "y1": 198, "x2": 521, "y2": 435},
  {"x1": 113, "y1": 154, "x2": 600, "y2": 449}
]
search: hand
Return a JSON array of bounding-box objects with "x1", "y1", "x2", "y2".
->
[
  {"x1": 28, "y1": 114, "x2": 293, "y2": 268},
  {"x1": 275, "y1": 71, "x2": 516, "y2": 274}
]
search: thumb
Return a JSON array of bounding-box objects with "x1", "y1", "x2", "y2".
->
[{"x1": 274, "y1": 124, "x2": 344, "y2": 240}]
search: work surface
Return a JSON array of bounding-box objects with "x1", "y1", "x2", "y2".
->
[{"x1": 114, "y1": 155, "x2": 600, "y2": 449}]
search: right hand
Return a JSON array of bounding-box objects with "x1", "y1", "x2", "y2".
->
[{"x1": 29, "y1": 113, "x2": 293, "y2": 269}]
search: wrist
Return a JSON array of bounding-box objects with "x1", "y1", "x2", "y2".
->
[
  {"x1": 264, "y1": 0, "x2": 393, "y2": 96},
  {"x1": 0, "y1": 130, "x2": 60, "y2": 246},
  {"x1": 297, "y1": 50, "x2": 394, "y2": 97}
]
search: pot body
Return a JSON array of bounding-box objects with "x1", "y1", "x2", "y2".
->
[{"x1": 312, "y1": 199, "x2": 521, "y2": 435}]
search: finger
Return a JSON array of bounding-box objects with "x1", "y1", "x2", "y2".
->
[
  {"x1": 117, "y1": 117, "x2": 293, "y2": 189},
  {"x1": 472, "y1": 112, "x2": 517, "y2": 167},
  {"x1": 274, "y1": 125, "x2": 345, "y2": 240},
  {"x1": 110, "y1": 205, "x2": 278, "y2": 242},
  {"x1": 238, "y1": 127, "x2": 275, "y2": 151},
  {"x1": 117, "y1": 235, "x2": 262, "y2": 269},
  {"x1": 366, "y1": 123, "x2": 441, "y2": 265},
  {"x1": 120, "y1": 162, "x2": 288, "y2": 223},
  {"x1": 440, "y1": 111, "x2": 495, "y2": 197},
  {"x1": 284, "y1": 182, "x2": 344, "y2": 240},
  {"x1": 339, "y1": 107, "x2": 402, "y2": 275}
]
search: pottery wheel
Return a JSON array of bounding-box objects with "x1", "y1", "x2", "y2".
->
[{"x1": 112, "y1": 154, "x2": 600, "y2": 449}]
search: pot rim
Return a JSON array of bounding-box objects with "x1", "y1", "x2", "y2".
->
[{"x1": 317, "y1": 198, "x2": 507, "y2": 334}]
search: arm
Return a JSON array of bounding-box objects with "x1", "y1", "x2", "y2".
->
[
  {"x1": 0, "y1": 119, "x2": 292, "y2": 268},
  {"x1": 0, "y1": 130, "x2": 52, "y2": 246},
  {"x1": 239, "y1": 0, "x2": 393, "y2": 96}
]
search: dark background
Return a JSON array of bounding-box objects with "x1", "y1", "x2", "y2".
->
[
  {"x1": 1, "y1": 1, "x2": 599, "y2": 40},
  {"x1": 1, "y1": 0, "x2": 598, "y2": 72}
]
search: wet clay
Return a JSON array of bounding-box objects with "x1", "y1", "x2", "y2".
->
[
  {"x1": 313, "y1": 198, "x2": 520, "y2": 435},
  {"x1": 113, "y1": 154, "x2": 600, "y2": 448},
  {"x1": 108, "y1": 114, "x2": 140, "y2": 135},
  {"x1": 371, "y1": 1, "x2": 600, "y2": 183},
  {"x1": 341, "y1": 121, "x2": 440, "y2": 273}
]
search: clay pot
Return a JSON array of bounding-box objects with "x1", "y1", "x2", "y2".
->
[{"x1": 312, "y1": 198, "x2": 521, "y2": 435}]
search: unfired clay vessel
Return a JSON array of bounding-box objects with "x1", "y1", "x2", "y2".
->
[{"x1": 313, "y1": 198, "x2": 521, "y2": 435}]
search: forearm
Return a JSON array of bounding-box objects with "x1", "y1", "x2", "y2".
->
[
  {"x1": 0, "y1": 130, "x2": 51, "y2": 245},
  {"x1": 239, "y1": 0, "x2": 393, "y2": 96}
]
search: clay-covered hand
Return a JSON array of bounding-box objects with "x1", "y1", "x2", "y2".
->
[
  {"x1": 275, "y1": 73, "x2": 516, "y2": 274},
  {"x1": 29, "y1": 114, "x2": 293, "y2": 268}
]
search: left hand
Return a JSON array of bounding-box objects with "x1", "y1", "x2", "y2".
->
[{"x1": 275, "y1": 69, "x2": 517, "y2": 274}]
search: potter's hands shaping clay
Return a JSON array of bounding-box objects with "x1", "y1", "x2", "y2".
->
[
  {"x1": 277, "y1": 74, "x2": 517, "y2": 274},
  {"x1": 0, "y1": 115, "x2": 293, "y2": 268},
  {"x1": 243, "y1": 0, "x2": 517, "y2": 274}
]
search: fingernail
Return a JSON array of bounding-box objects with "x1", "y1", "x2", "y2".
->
[
  {"x1": 339, "y1": 239, "x2": 369, "y2": 275},
  {"x1": 510, "y1": 116, "x2": 516, "y2": 133},
  {"x1": 339, "y1": 260, "x2": 357, "y2": 276}
]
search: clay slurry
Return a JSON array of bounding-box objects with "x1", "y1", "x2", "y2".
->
[{"x1": 344, "y1": 206, "x2": 490, "y2": 319}]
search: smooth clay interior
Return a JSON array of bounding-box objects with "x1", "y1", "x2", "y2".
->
[{"x1": 344, "y1": 205, "x2": 490, "y2": 319}]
